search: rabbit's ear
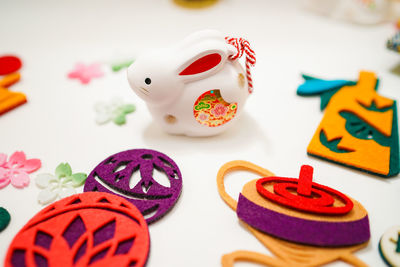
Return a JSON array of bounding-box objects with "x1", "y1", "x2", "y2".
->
[{"x1": 179, "y1": 51, "x2": 223, "y2": 76}]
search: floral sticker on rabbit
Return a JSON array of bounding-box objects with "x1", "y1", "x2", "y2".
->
[{"x1": 127, "y1": 30, "x2": 255, "y2": 137}]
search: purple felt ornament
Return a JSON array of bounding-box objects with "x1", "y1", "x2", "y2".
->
[{"x1": 84, "y1": 149, "x2": 182, "y2": 224}]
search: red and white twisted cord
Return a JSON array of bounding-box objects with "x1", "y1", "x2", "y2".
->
[{"x1": 225, "y1": 36, "x2": 256, "y2": 93}]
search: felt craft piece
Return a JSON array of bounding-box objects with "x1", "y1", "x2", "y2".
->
[
  {"x1": 84, "y1": 149, "x2": 182, "y2": 224},
  {"x1": 379, "y1": 225, "x2": 400, "y2": 267},
  {"x1": 5, "y1": 192, "x2": 150, "y2": 267},
  {"x1": 255, "y1": 165, "x2": 354, "y2": 215},
  {"x1": 0, "y1": 71, "x2": 27, "y2": 116},
  {"x1": 36, "y1": 163, "x2": 88, "y2": 205},
  {"x1": 111, "y1": 60, "x2": 134, "y2": 72},
  {"x1": 217, "y1": 160, "x2": 370, "y2": 267},
  {"x1": 297, "y1": 71, "x2": 399, "y2": 177},
  {"x1": 67, "y1": 63, "x2": 104, "y2": 84},
  {"x1": 0, "y1": 56, "x2": 22, "y2": 75},
  {"x1": 0, "y1": 207, "x2": 11, "y2": 232},
  {"x1": 387, "y1": 32, "x2": 400, "y2": 53},
  {"x1": 0, "y1": 151, "x2": 41, "y2": 189},
  {"x1": 94, "y1": 97, "x2": 136, "y2": 125}
]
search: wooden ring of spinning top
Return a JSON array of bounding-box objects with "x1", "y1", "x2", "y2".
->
[{"x1": 237, "y1": 165, "x2": 370, "y2": 247}]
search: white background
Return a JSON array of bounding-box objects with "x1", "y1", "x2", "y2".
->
[{"x1": 0, "y1": 0, "x2": 399, "y2": 266}]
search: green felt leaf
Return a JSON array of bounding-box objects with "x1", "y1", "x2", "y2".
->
[
  {"x1": 359, "y1": 100, "x2": 392, "y2": 112},
  {"x1": 111, "y1": 60, "x2": 135, "y2": 72},
  {"x1": 113, "y1": 114, "x2": 126, "y2": 125},
  {"x1": 319, "y1": 130, "x2": 352, "y2": 153},
  {"x1": 55, "y1": 163, "x2": 72, "y2": 178},
  {"x1": 320, "y1": 87, "x2": 340, "y2": 111},
  {"x1": 71, "y1": 173, "x2": 87, "y2": 187},
  {"x1": 112, "y1": 65, "x2": 122, "y2": 72},
  {"x1": 339, "y1": 111, "x2": 391, "y2": 147},
  {"x1": 122, "y1": 104, "x2": 136, "y2": 113},
  {"x1": 396, "y1": 232, "x2": 400, "y2": 253},
  {"x1": 0, "y1": 207, "x2": 10, "y2": 232}
]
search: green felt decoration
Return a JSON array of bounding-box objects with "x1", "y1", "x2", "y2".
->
[
  {"x1": 340, "y1": 111, "x2": 391, "y2": 147},
  {"x1": 320, "y1": 87, "x2": 341, "y2": 111},
  {"x1": 319, "y1": 130, "x2": 352, "y2": 153},
  {"x1": 121, "y1": 104, "x2": 136, "y2": 113},
  {"x1": 55, "y1": 163, "x2": 72, "y2": 178},
  {"x1": 111, "y1": 60, "x2": 135, "y2": 72},
  {"x1": 0, "y1": 207, "x2": 11, "y2": 232},
  {"x1": 113, "y1": 115, "x2": 126, "y2": 125},
  {"x1": 360, "y1": 100, "x2": 393, "y2": 112},
  {"x1": 388, "y1": 102, "x2": 399, "y2": 177},
  {"x1": 71, "y1": 173, "x2": 87, "y2": 187}
]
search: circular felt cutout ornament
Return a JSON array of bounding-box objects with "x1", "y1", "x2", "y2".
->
[
  {"x1": 0, "y1": 56, "x2": 22, "y2": 75},
  {"x1": 5, "y1": 192, "x2": 150, "y2": 267},
  {"x1": 379, "y1": 226, "x2": 400, "y2": 267},
  {"x1": 84, "y1": 149, "x2": 182, "y2": 224},
  {"x1": 0, "y1": 207, "x2": 11, "y2": 232}
]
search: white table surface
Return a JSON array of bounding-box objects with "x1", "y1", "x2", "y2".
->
[{"x1": 0, "y1": 0, "x2": 399, "y2": 266}]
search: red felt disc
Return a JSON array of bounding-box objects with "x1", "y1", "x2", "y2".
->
[
  {"x1": 0, "y1": 56, "x2": 22, "y2": 75},
  {"x1": 255, "y1": 166, "x2": 354, "y2": 215},
  {"x1": 5, "y1": 192, "x2": 150, "y2": 267}
]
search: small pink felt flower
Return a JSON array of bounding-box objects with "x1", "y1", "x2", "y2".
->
[
  {"x1": 0, "y1": 151, "x2": 41, "y2": 189},
  {"x1": 68, "y1": 63, "x2": 104, "y2": 84},
  {"x1": 211, "y1": 104, "x2": 228, "y2": 118}
]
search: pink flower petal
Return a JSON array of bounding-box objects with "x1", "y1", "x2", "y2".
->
[
  {"x1": 10, "y1": 171, "x2": 30, "y2": 188},
  {"x1": 7, "y1": 151, "x2": 26, "y2": 167},
  {"x1": 68, "y1": 63, "x2": 103, "y2": 84},
  {"x1": 68, "y1": 72, "x2": 79, "y2": 78},
  {"x1": 0, "y1": 177, "x2": 10, "y2": 189},
  {"x1": 0, "y1": 153, "x2": 7, "y2": 166},
  {"x1": 19, "y1": 159, "x2": 41, "y2": 173},
  {"x1": 0, "y1": 167, "x2": 9, "y2": 179}
]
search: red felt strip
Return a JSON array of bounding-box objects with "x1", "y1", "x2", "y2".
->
[{"x1": 0, "y1": 56, "x2": 22, "y2": 75}]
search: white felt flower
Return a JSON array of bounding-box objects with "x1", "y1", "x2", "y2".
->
[
  {"x1": 36, "y1": 163, "x2": 87, "y2": 205},
  {"x1": 94, "y1": 97, "x2": 136, "y2": 125}
]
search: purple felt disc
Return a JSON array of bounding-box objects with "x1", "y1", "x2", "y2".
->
[
  {"x1": 84, "y1": 149, "x2": 182, "y2": 224},
  {"x1": 237, "y1": 194, "x2": 370, "y2": 247}
]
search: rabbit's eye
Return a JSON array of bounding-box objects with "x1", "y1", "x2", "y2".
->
[{"x1": 145, "y1": 78, "x2": 151, "y2": 85}]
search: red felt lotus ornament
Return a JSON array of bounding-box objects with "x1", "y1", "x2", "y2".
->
[{"x1": 5, "y1": 192, "x2": 150, "y2": 267}]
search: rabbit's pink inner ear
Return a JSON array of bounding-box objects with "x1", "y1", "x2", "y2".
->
[{"x1": 179, "y1": 53, "x2": 221, "y2": 76}]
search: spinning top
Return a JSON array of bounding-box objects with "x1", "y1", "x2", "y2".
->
[
  {"x1": 237, "y1": 165, "x2": 370, "y2": 247},
  {"x1": 217, "y1": 161, "x2": 371, "y2": 267}
]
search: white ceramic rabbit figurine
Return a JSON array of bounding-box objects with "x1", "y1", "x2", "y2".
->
[{"x1": 127, "y1": 29, "x2": 255, "y2": 137}]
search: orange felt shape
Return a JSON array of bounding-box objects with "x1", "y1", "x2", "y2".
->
[
  {"x1": 306, "y1": 71, "x2": 398, "y2": 176},
  {"x1": 5, "y1": 192, "x2": 150, "y2": 267},
  {"x1": 0, "y1": 73, "x2": 27, "y2": 115},
  {"x1": 217, "y1": 160, "x2": 369, "y2": 267}
]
